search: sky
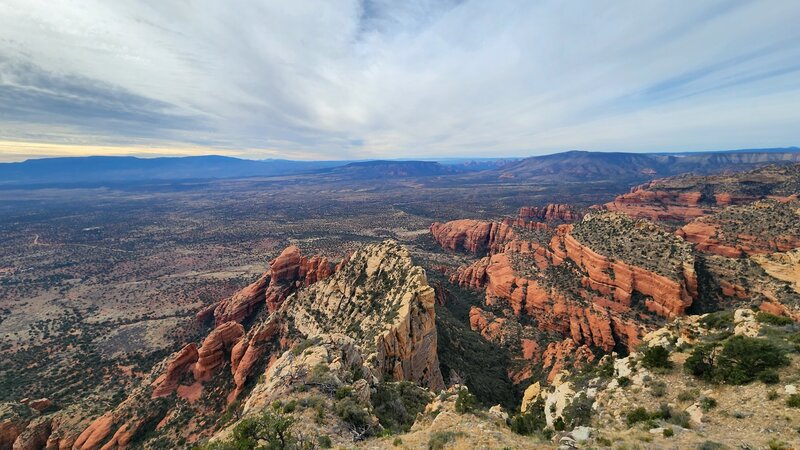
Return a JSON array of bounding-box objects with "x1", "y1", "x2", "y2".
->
[{"x1": 0, "y1": 0, "x2": 799, "y2": 162}]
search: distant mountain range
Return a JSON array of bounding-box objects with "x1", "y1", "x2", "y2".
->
[
  {"x1": 0, "y1": 156, "x2": 347, "y2": 187},
  {"x1": 1, "y1": 147, "x2": 798, "y2": 187},
  {"x1": 485, "y1": 148, "x2": 800, "y2": 182}
]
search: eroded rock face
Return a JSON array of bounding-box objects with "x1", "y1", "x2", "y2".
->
[
  {"x1": 151, "y1": 343, "x2": 199, "y2": 398},
  {"x1": 12, "y1": 416, "x2": 51, "y2": 450},
  {"x1": 0, "y1": 404, "x2": 30, "y2": 450},
  {"x1": 429, "y1": 219, "x2": 515, "y2": 255},
  {"x1": 604, "y1": 164, "x2": 800, "y2": 224},
  {"x1": 677, "y1": 200, "x2": 800, "y2": 257},
  {"x1": 230, "y1": 316, "x2": 281, "y2": 395},
  {"x1": 517, "y1": 204, "x2": 582, "y2": 223},
  {"x1": 604, "y1": 187, "x2": 712, "y2": 223},
  {"x1": 754, "y1": 249, "x2": 800, "y2": 294},
  {"x1": 213, "y1": 274, "x2": 269, "y2": 326},
  {"x1": 284, "y1": 240, "x2": 445, "y2": 391},
  {"x1": 214, "y1": 245, "x2": 336, "y2": 325},
  {"x1": 541, "y1": 339, "x2": 595, "y2": 383},
  {"x1": 444, "y1": 212, "x2": 696, "y2": 378},
  {"x1": 193, "y1": 321, "x2": 245, "y2": 382}
]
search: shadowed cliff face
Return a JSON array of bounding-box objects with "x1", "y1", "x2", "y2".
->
[{"x1": 435, "y1": 210, "x2": 698, "y2": 383}]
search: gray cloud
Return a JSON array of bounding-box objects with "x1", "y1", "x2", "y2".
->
[{"x1": 0, "y1": 0, "x2": 799, "y2": 160}]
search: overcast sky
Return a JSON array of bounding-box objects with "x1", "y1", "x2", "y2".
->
[{"x1": 0, "y1": 0, "x2": 799, "y2": 161}]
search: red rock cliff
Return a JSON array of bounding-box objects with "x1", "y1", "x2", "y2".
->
[{"x1": 429, "y1": 219, "x2": 515, "y2": 255}]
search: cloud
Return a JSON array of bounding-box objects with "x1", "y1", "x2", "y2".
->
[{"x1": 0, "y1": 0, "x2": 798, "y2": 160}]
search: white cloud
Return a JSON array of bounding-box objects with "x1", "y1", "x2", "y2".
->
[{"x1": 0, "y1": 0, "x2": 798, "y2": 160}]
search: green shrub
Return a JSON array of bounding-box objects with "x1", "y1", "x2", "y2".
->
[
  {"x1": 684, "y1": 344, "x2": 719, "y2": 380},
  {"x1": 626, "y1": 404, "x2": 689, "y2": 429},
  {"x1": 291, "y1": 337, "x2": 320, "y2": 356},
  {"x1": 677, "y1": 389, "x2": 699, "y2": 403},
  {"x1": 334, "y1": 397, "x2": 371, "y2": 431},
  {"x1": 454, "y1": 389, "x2": 476, "y2": 414},
  {"x1": 617, "y1": 376, "x2": 631, "y2": 388},
  {"x1": 562, "y1": 393, "x2": 593, "y2": 428},
  {"x1": 768, "y1": 439, "x2": 790, "y2": 450},
  {"x1": 626, "y1": 407, "x2": 651, "y2": 426},
  {"x1": 768, "y1": 390, "x2": 779, "y2": 401},
  {"x1": 335, "y1": 386, "x2": 353, "y2": 400},
  {"x1": 596, "y1": 357, "x2": 615, "y2": 378},
  {"x1": 663, "y1": 428, "x2": 674, "y2": 437},
  {"x1": 281, "y1": 400, "x2": 297, "y2": 413},
  {"x1": 641, "y1": 346, "x2": 674, "y2": 370},
  {"x1": 686, "y1": 337, "x2": 789, "y2": 385},
  {"x1": 756, "y1": 312, "x2": 793, "y2": 326},
  {"x1": 197, "y1": 410, "x2": 303, "y2": 450},
  {"x1": 697, "y1": 441, "x2": 726, "y2": 450},
  {"x1": 649, "y1": 380, "x2": 667, "y2": 397},
  {"x1": 373, "y1": 381, "x2": 432, "y2": 433},
  {"x1": 759, "y1": 369, "x2": 780, "y2": 384},
  {"x1": 699, "y1": 396, "x2": 717, "y2": 412},
  {"x1": 318, "y1": 435, "x2": 332, "y2": 448},
  {"x1": 787, "y1": 394, "x2": 800, "y2": 408},
  {"x1": 428, "y1": 431, "x2": 463, "y2": 450},
  {"x1": 700, "y1": 311, "x2": 733, "y2": 330},
  {"x1": 509, "y1": 411, "x2": 545, "y2": 435}
]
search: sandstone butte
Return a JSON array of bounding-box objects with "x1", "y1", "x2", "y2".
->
[
  {"x1": 604, "y1": 178, "x2": 799, "y2": 225},
  {"x1": 517, "y1": 203, "x2": 583, "y2": 223},
  {"x1": 429, "y1": 204, "x2": 581, "y2": 256},
  {"x1": 71, "y1": 240, "x2": 445, "y2": 449},
  {"x1": 677, "y1": 218, "x2": 800, "y2": 258},
  {"x1": 444, "y1": 216, "x2": 697, "y2": 382}
]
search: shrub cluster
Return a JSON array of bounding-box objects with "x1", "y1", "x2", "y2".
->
[
  {"x1": 685, "y1": 336, "x2": 789, "y2": 385},
  {"x1": 626, "y1": 404, "x2": 690, "y2": 429},
  {"x1": 372, "y1": 381, "x2": 432, "y2": 433},
  {"x1": 454, "y1": 389, "x2": 477, "y2": 414},
  {"x1": 640, "y1": 345, "x2": 674, "y2": 370}
]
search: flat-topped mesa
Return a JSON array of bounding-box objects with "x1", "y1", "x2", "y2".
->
[
  {"x1": 567, "y1": 211, "x2": 697, "y2": 318},
  {"x1": 282, "y1": 240, "x2": 445, "y2": 392},
  {"x1": 450, "y1": 211, "x2": 696, "y2": 359},
  {"x1": 604, "y1": 186, "x2": 712, "y2": 223},
  {"x1": 429, "y1": 219, "x2": 515, "y2": 255},
  {"x1": 214, "y1": 245, "x2": 336, "y2": 325},
  {"x1": 517, "y1": 203, "x2": 582, "y2": 223},
  {"x1": 677, "y1": 199, "x2": 800, "y2": 257},
  {"x1": 604, "y1": 163, "x2": 800, "y2": 224}
]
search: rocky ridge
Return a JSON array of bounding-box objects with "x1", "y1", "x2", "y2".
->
[
  {"x1": 62, "y1": 240, "x2": 446, "y2": 449},
  {"x1": 604, "y1": 163, "x2": 800, "y2": 224}
]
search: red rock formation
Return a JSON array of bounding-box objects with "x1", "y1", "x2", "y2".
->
[
  {"x1": 517, "y1": 204, "x2": 582, "y2": 223},
  {"x1": 469, "y1": 307, "x2": 507, "y2": 343},
  {"x1": 541, "y1": 338, "x2": 595, "y2": 382},
  {"x1": 604, "y1": 187, "x2": 711, "y2": 223},
  {"x1": 450, "y1": 257, "x2": 490, "y2": 289},
  {"x1": 429, "y1": 219, "x2": 515, "y2": 255},
  {"x1": 230, "y1": 316, "x2": 281, "y2": 395},
  {"x1": 213, "y1": 274, "x2": 268, "y2": 326},
  {"x1": 264, "y1": 246, "x2": 335, "y2": 313},
  {"x1": 13, "y1": 417, "x2": 51, "y2": 450},
  {"x1": 448, "y1": 220, "x2": 690, "y2": 360},
  {"x1": 27, "y1": 398, "x2": 52, "y2": 413},
  {"x1": 1, "y1": 418, "x2": 26, "y2": 450},
  {"x1": 72, "y1": 413, "x2": 114, "y2": 450},
  {"x1": 193, "y1": 322, "x2": 245, "y2": 382},
  {"x1": 214, "y1": 245, "x2": 336, "y2": 324},
  {"x1": 151, "y1": 344, "x2": 199, "y2": 398},
  {"x1": 676, "y1": 221, "x2": 744, "y2": 258},
  {"x1": 560, "y1": 228, "x2": 696, "y2": 318}
]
